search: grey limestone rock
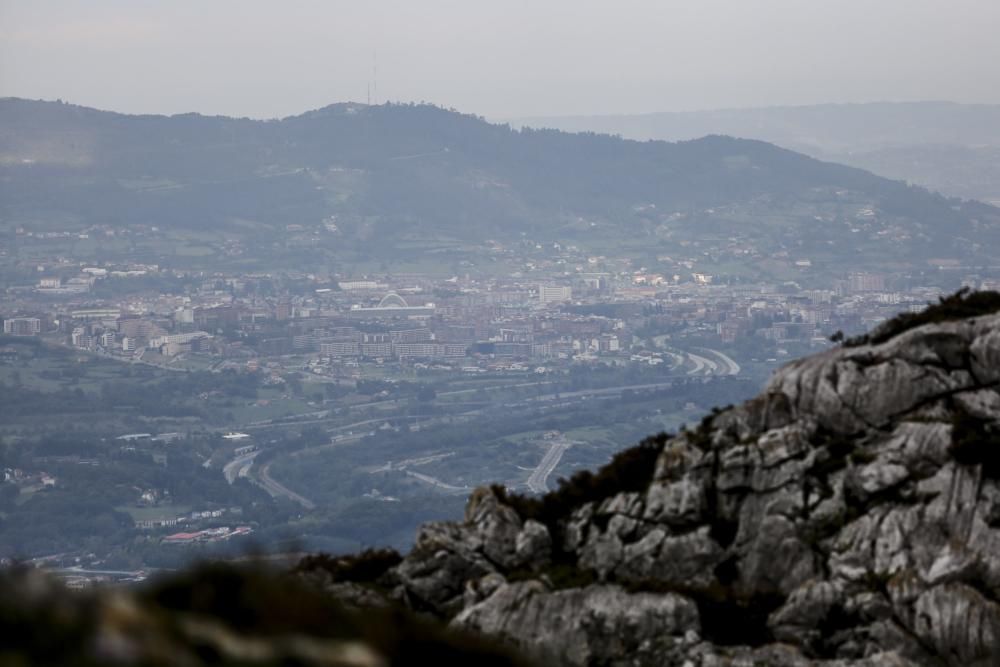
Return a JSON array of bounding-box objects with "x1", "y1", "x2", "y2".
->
[
  {"x1": 453, "y1": 581, "x2": 699, "y2": 666},
  {"x1": 365, "y1": 311, "x2": 1000, "y2": 665}
]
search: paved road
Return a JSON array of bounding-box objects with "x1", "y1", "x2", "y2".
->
[
  {"x1": 678, "y1": 348, "x2": 742, "y2": 377},
  {"x1": 697, "y1": 347, "x2": 741, "y2": 375},
  {"x1": 405, "y1": 470, "x2": 470, "y2": 493},
  {"x1": 686, "y1": 353, "x2": 711, "y2": 375},
  {"x1": 526, "y1": 438, "x2": 575, "y2": 494},
  {"x1": 240, "y1": 412, "x2": 427, "y2": 432},
  {"x1": 223, "y1": 450, "x2": 260, "y2": 484},
  {"x1": 530, "y1": 381, "x2": 679, "y2": 402},
  {"x1": 389, "y1": 147, "x2": 450, "y2": 161},
  {"x1": 648, "y1": 336, "x2": 741, "y2": 377},
  {"x1": 371, "y1": 451, "x2": 456, "y2": 474},
  {"x1": 258, "y1": 459, "x2": 317, "y2": 510},
  {"x1": 130, "y1": 167, "x2": 305, "y2": 192},
  {"x1": 232, "y1": 380, "x2": 697, "y2": 507},
  {"x1": 233, "y1": 379, "x2": 678, "y2": 434}
]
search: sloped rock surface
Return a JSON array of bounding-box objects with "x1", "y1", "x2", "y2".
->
[
  {"x1": 372, "y1": 310, "x2": 1000, "y2": 665},
  {"x1": 455, "y1": 581, "x2": 699, "y2": 665}
]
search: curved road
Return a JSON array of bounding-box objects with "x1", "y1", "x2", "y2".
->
[
  {"x1": 525, "y1": 437, "x2": 575, "y2": 493},
  {"x1": 228, "y1": 378, "x2": 719, "y2": 508},
  {"x1": 405, "y1": 470, "x2": 470, "y2": 493},
  {"x1": 258, "y1": 459, "x2": 316, "y2": 510},
  {"x1": 697, "y1": 347, "x2": 741, "y2": 375},
  {"x1": 223, "y1": 450, "x2": 260, "y2": 483},
  {"x1": 686, "y1": 353, "x2": 709, "y2": 375}
]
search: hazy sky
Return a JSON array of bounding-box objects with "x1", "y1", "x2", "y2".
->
[{"x1": 2, "y1": 0, "x2": 1000, "y2": 119}]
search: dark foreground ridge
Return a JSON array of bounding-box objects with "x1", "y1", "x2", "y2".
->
[
  {"x1": 8, "y1": 292, "x2": 1000, "y2": 665},
  {"x1": 0, "y1": 561, "x2": 531, "y2": 667}
]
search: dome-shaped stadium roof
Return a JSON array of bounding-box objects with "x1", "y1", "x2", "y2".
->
[{"x1": 377, "y1": 292, "x2": 409, "y2": 308}]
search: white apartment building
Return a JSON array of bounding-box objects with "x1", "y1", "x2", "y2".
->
[{"x1": 538, "y1": 285, "x2": 572, "y2": 304}]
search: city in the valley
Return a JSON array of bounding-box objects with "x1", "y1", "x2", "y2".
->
[{"x1": 2, "y1": 229, "x2": 989, "y2": 581}]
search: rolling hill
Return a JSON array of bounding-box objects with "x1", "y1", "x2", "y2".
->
[
  {"x1": 2, "y1": 98, "x2": 998, "y2": 276},
  {"x1": 513, "y1": 101, "x2": 1000, "y2": 205}
]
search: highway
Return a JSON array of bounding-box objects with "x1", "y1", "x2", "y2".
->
[
  {"x1": 676, "y1": 347, "x2": 742, "y2": 377},
  {"x1": 233, "y1": 381, "x2": 677, "y2": 433},
  {"x1": 223, "y1": 450, "x2": 260, "y2": 483},
  {"x1": 239, "y1": 412, "x2": 429, "y2": 432},
  {"x1": 525, "y1": 437, "x2": 575, "y2": 494},
  {"x1": 698, "y1": 347, "x2": 741, "y2": 375},
  {"x1": 258, "y1": 459, "x2": 316, "y2": 510},
  {"x1": 686, "y1": 352, "x2": 711, "y2": 375},
  {"x1": 647, "y1": 336, "x2": 740, "y2": 377},
  {"x1": 370, "y1": 451, "x2": 456, "y2": 474},
  {"x1": 54, "y1": 567, "x2": 151, "y2": 579},
  {"x1": 405, "y1": 470, "x2": 470, "y2": 493},
  {"x1": 218, "y1": 377, "x2": 729, "y2": 508}
]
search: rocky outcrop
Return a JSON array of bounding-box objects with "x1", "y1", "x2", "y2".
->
[
  {"x1": 365, "y1": 307, "x2": 1000, "y2": 665},
  {"x1": 11, "y1": 299, "x2": 1000, "y2": 666},
  {"x1": 455, "y1": 582, "x2": 699, "y2": 665}
]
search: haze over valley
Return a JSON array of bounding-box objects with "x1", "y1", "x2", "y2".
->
[
  {"x1": 3, "y1": 96, "x2": 1000, "y2": 573},
  {"x1": 4, "y1": 3, "x2": 1000, "y2": 664}
]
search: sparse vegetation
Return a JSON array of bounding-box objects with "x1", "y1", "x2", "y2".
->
[
  {"x1": 493, "y1": 432, "x2": 669, "y2": 532},
  {"x1": 618, "y1": 574, "x2": 784, "y2": 648},
  {"x1": 685, "y1": 405, "x2": 733, "y2": 451},
  {"x1": 949, "y1": 404, "x2": 1000, "y2": 479},
  {"x1": 844, "y1": 288, "x2": 1000, "y2": 347},
  {"x1": 294, "y1": 548, "x2": 403, "y2": 584},
  {"x1": 508, "y1": 563, "x2": 598, "y2": 590}
]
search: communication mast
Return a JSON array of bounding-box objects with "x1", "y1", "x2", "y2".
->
[{"x1": 365, "y1": 50, "x2": 378, "y2": 106}]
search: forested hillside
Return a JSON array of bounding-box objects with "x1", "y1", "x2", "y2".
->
[{"x1": 3, "y1": 98, "x2": 998, "y2": 273}]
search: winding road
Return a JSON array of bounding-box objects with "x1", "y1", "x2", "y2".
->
[
  {"x1": 526, "y1": 436, "x2": 576, "y2": 494},
  {"x1": 697, "y1": 347, "x2": 741, "y2": 375},
  {"x1": 404, "y1": 470, "x2": 470, "y2": 493},
  {"x1": 218, "y1": 377, "x2": 733, "y2": 508},
  {"x1": 686, "y1": 353, "x2": 712, "y2": 375},
  {"x1": 223, "y1": 450, "x2": 260, "y2": 484},
  {"x1": 258, "y1": 459, "x2": 316, "y2": 510}
]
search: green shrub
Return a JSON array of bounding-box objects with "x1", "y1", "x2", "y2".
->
[
  {"x1": 294, "y1": 548, "x2": 403, "y2": 584},
  {"x1": 949, "y1": 405, "x2": 1000, "y2": 479},
  {"x1": 507, "y1": 563, "x2": 598, "y2": 590},
  {"x1": 618, "y1": 574, "x2": 784, "y2": 648},
  {"x1": 845, "y1": 288, "x2": 1000, "y2": 347},
  {"x1": 493, "y1": 432, "x2": 669, "y2": 532}
]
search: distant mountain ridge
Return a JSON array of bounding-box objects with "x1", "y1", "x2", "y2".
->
[
  {"x1": 1, "y1": 98, "x2": 999, "y2": 275},
  {"x1": 512, "y1": 101, "x2": 1000, "y2": 204},
  {"x1": 512, "y1": 101, "x2": 1000, "y2": 151}
]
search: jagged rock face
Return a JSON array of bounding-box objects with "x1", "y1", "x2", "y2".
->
[
  {"x1": 455, "y1": 582, "x2": 700, "y2": 665},
  {"x1": 375, "y1": 313, "x2": 1000, "y2": 666}
]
